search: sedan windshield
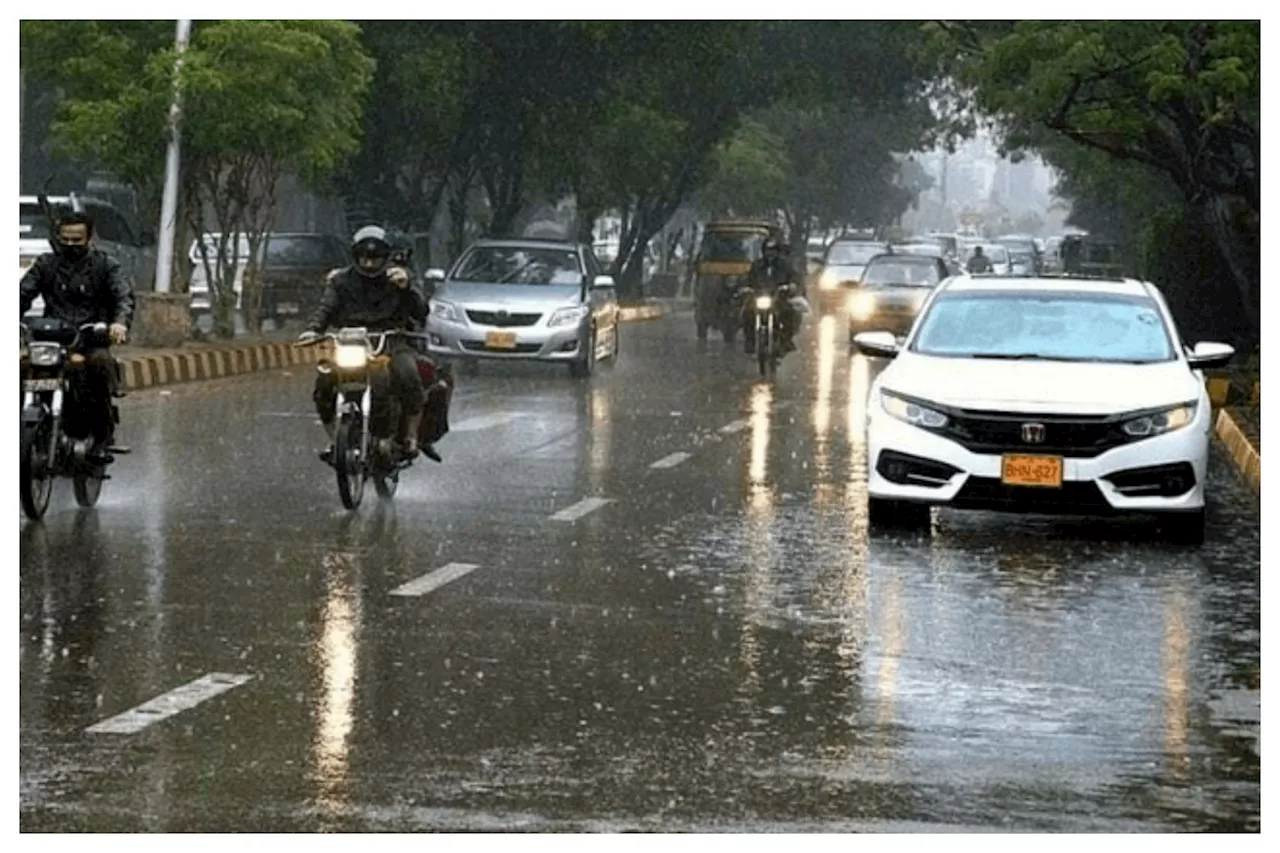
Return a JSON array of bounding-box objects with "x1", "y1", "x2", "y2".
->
[
  {"x1": 20, "y1": 203, "x2": 51, "y2": 240},
  {"x1": 453, "y1": 246, "x2": 583, "y2": 285},
  {"x1": 862, "y1": 258, "x2": 942, "y2": 288},
  {"x1": 825, "y1": 243, "x2": 881, "y2": 265},
  {"x1": 912, "y1": 291, "x2": 1174, "y2": 363}
]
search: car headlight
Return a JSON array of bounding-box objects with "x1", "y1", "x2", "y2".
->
[
  {"x1": 1121, "y1": 403, "x2": 1196, "y2": 438},
  {"x1": 819, "y1": 270, "x2": 839, "y2": 290},
  {"x1": 334, "y1": 343, "x2": 368, "y2": 370},
  {"x1": 755, "y1": 295, "x2": 773, "y2": 311},
  {"x1": 28, "y1": 343, "x2": 62, "y2": 367},
  {"x1": 548, "y1": 305, "x2": 590, "y2": 328},
  {"x1": 881, "y1": 390, "x2": 948, "y2": 429},
  {"x1": 849, "y1": 291, "x2": 876, "y2": 320},
  {"x1": 429, "y1": 299, "x2": 462, "y2": 323}
]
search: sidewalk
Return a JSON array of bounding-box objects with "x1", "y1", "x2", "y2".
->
[{"x1": 116, "y1": 299, "x2": 692, "y2": 392}]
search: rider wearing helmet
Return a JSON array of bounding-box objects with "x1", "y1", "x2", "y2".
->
[
  {"x1": 300, "y1": 226, "x2": 431, "y2": 463},
  {"x1": 743, "y1": 233, "x2": 801, "y2": 355}
]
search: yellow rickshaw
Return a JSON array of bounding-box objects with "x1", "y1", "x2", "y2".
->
[{"x1": 693, "y1": 219, "x2": 776, "y2": 341}]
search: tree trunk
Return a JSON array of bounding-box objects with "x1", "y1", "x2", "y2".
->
[
  {"x1": 1200, "y1": 193, "x2": 1259, "y2": 339},
  {"x1": 447, "y1": 174, "x2": 471, "y2": 263}
]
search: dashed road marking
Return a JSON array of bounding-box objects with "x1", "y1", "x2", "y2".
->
[
  {"x1": 451, "y1": 412, "x2": 526, "y2": 432},
  {"x1": 650, "y1": 452, "x2": 692, "y2": 470},
  {"x1": 86, "y1": 673, "x2": 254, "y2": 735},
  {"x1": 719, "y1": 420, "x2": 750, "y2": 434},
  {"x1": 549, "y1": 497, "x2": 614, "y2": 522},
  {"x1": 390, "y1": 563, "x2": 481, "y2": 597}
]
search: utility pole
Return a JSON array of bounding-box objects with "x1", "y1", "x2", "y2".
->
[{"x1": 154, "y1": 19, "x2": 192, "y2": 294}]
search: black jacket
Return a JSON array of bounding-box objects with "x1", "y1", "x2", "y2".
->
[
  {"x1": 748, "y1": 256, "x2": 800, "y2": 295},
  {"x1": 20, "y1": 249, "x2": 134, "y2": 328},
  {"x1": 306, "y1": 266, "x2": 427, "y2": 333}
]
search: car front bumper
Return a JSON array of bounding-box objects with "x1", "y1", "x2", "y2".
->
[
  {"x1": 426, "y1": 315, "x2": 589, "y2": 362},
  {"x1": 865, "y1": 398, "x2": 1211, "y2": 514}
]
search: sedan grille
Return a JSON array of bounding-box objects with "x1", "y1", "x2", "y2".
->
[
  {"x1": 461, "y1": 341, "x2": 542, "y2": 354},
  {"x1": 952, "y1": 477, "x2": 1113, "y2": 514},
  {"x1": 938, "y1": 407, "x2": 1129, "y2": 458},
  {"x1": 466, "y1": 310, "x2": 542, "y2": 328}
]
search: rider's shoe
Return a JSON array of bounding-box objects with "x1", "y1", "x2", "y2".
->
[
  {"x1": 422, "y1": 443, "x2": 443, "y2": 463},
  {"x1": 319, "y1": 445, "x2": 335, "y2": 466}
]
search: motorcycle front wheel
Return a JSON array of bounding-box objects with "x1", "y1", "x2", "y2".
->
[
  {"x1": 334, "y1": 414, "x2": 366, "y2": 510},
  {"x1": 73, "y1": 463, "x2": 105, "y2": 508},
  {"x1": 20, "y1": 418, "x2": 55, "y2": 521}
]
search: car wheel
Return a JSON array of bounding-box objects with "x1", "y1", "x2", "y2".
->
[
  {"x1": 1160, "y1": 508, "x2": 1205, "y2": 546},
  {"x1": 570, "y1": 328, "x2": 596, "y2": 378},
  {"x1": 867, "y1": 497, "x2": 932, "y2": 533},
  {"x1": 610, "y1": 320, "x2": 620, "y2": 360}
]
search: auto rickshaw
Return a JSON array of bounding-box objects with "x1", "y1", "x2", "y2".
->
[
  {"x1": 1061, "y1": 235, "x2": 1128, "y2": 278},
  {"x1": 693, "y1": 219, "x2": 776, "y2": 341}
]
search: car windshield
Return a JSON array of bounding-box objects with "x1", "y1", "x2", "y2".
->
[
  {"x1": 265, "y1": 236, "x2": 337, "y2": 267},
  {"x1": 20, "y1": 203, "x2": 51, "y2": 240},
  {"x1": 862, "y1": 258, "x2": 941, "y2": 288},
  {"x1": 699, "y1": 232, "x2": 761, "y2": 262},
  {"x1": 912, "y1": 291, "x2": 1174, "y2": 363},
  {"x1": 826, "y1": 243, "x2": 881, "y2": 265},
  {"x1": 453, "y1": 246, "x2": 583, "y2": 285}
]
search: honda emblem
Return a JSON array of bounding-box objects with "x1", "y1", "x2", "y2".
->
[{"x1": 1021, "y1": 423, "x2": 1047, "y2": 444}]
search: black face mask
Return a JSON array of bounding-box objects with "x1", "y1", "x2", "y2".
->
[{"x1": 57, "y1": 243, "x2": 89, "y2": 262}]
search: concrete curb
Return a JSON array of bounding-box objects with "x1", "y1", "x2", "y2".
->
[
  {"x1": 120, "y1": 341, "x2": 326, "y2": 392},
  {"x1": 1215, "y1": 407, "x2": 1260, "y2": 493}
]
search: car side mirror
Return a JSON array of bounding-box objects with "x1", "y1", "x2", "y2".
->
[
  {"x1": 591, "y1": 275, "x2": 616, "y2": 290},
  {"x1": 425, "y1": 268, "x2": 446, "y2": 282},
  {"x1": 1186, "y1": 341, "x2": 1235, "y2": 370},
  {"x1": 853, "y1": 330, "x2": 900, "y2": 359}
]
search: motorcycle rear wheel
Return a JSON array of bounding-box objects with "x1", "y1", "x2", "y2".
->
[{"x1": 73, "y1": 464, "x2": 105, "y2": 508}]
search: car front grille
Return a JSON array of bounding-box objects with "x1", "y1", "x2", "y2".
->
[
  {"x1": 466, "y1": 310, "x2": 542, "y2": 327},
  {"x1": 461, "y1": 341, "x2": 542, "y2": 354},
  {"x1": 951, "y1": 477, "x2": 1113, "y2": 514},
  {"x1": 938, "y1": 408, "x2": 1128, "y2": 458}
]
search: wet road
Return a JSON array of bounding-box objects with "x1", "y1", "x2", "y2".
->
[{"x1": 20, "y1": 312, "x2": 1260, "y2": 831}]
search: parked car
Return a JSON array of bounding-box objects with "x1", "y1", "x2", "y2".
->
[
  {"x1": 21, "y1": 194, "x2": 155, "y2": 318},
  {"x1": 854, "y1": 274, "x2": 1234, "y2": 542},
  {"x1": 425, "y1": 238, "x2": 620, "y2": 378},
  {"x1": 846, "y1": 252, "x2": 950, "y2": 340},
  {"x1": 188, "y1": 232, "x2": 347, "y2": 324}
]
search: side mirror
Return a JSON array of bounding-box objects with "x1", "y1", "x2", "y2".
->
[
  {"x1": 1186, "y1": 341, "x2": 1235, "y2": 370},
  {"x1": 853, "y1": 330, "x2": 900, "y2": 359},
  {"x1": 425, "y1": 268, "x2": 446, "y2": 282},
  {"x1": 591, "y1": 275, "x2": 616, "y2": 290}
]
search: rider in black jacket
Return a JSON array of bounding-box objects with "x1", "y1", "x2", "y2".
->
[
  {"x1": 743, "y1": 235, "x2": 801, "y2": 354},
  {"x1": 300, "y1": 226, "x2": 431, "y2": 463},
  {"x1": 20, "y1": 210, "x2": 134, "y2": 455}
]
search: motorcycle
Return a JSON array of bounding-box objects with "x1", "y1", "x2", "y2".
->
[
  {"x1": 745, "y1": 283, "x2": 799, "y2": 377},
  {"x1": 297, "y1": 327, "x2": 440, "y2": 510},
  {"x1": 20, "y1": 319, "x2": 128, "y2": 520}
]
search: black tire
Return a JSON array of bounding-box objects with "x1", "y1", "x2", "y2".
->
[
  {"x1": 20, "y1": 420, "x2": 55, "y2": 521},
  {"x1": 868, "y1": 497, "x2": 932, "y2": 532},
  {"x1": 1161, "y1": 509, "x2": 1205, "y2": 545},
  {"x1": 73, "y1": 464, "x2": 105, "y2": 508},
  {"x1": 374, "y1": 469, "x2": 399, "y2": 500},
  {"x1": 570, "y1": 328, "x2": 597, "y2": 378},
  {"x1": 757, "y1": 322, "x2": 771, "y2": 377},
  {"x1": 334, "y1": 415, "x2": 366, "y2": 510}
]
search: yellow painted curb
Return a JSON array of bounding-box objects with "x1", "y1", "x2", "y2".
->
[
  {"x1": 619, "y1": 305, "x2": 666, "y2": 323},
  {"x1": 1206, "y1": 376, "x2": 1231, "y2": 407},
  {"x1": 1215, "y1": 408, "x2": 1260, "y2": 493}
]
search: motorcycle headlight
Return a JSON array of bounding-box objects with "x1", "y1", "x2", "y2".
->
[
  {"x1": 334, "y1": 343, "x2": 368, "y2": 370},
  {"x1": 755, "y1": 295, "x2": 773, "y2": 311},
  {"x1": 881, "y1": 390, "x2": 948, "y2": 429},
  {"x1": 850, "y1": 291, "x2": 876, "y2": 320},
  {"x1": 1121, "y1": 403, "x2": 1196, "y2": 438},
  {"x1": 429, "y1": 299, "x2": 462, "y2": 323},
  {"x1": 28, "y1": 343, "x2": 62, "y2": 367},
  {"x1": 548, "y1": 305, "x2": 590, "y2": 328}
]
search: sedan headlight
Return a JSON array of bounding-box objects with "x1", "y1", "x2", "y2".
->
[
  {"x1": 429, "y1": 299, "x2": 462, "y2": 323},
  {"x1": 755, "y1": 295, "x2": 773, "y2": 311},
  {"x1": 819, "y1": 270, "x2": 839, "y2": 291},
  {"x1": 881, "y1": 390, "x2": 948, "y2": 429},
  {"x1": 28, "y1": 343, "x2": 62, "y2": 367},
  {"x1": 1121, "y1": 403, "x2": 1196, "y2": 438},
  {"x1": 849, "y1": 291, "x2": 876, "y2": 320},
  {"x1": 548, "y1": 305, "x2": 590, "y2": 328},
  {"x1": 334, "y1": 343, "x2": 368, "y2": 370}
]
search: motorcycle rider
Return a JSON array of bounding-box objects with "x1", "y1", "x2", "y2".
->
[
  {"x1": 19, "y1": 209, "x2": 133, "y2": 460},
  {"x1": 743, "y1": 234, "x2": 801, "y2": 354},
  {"x1": 300, "y1": 226, "x2": 436, "y2": 464},
  {"x1": 966, "y1": 245, "x2": 994, "y2": 274}
]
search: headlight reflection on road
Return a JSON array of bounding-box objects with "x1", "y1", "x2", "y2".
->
[
  {"x1": 814, "y1": 315, "x2": 836, "y2": 441},
  {"x1": 748, "y1": 382, "x2": 773, "y2": 489},
  {"x1": 871, "y1": 567, "x2": 905, "y2": 769},
  {"x1": 588, "y1": 383, "x2": 613, "y2": 490},
  {"x1": 310, "y1": 552, "x2": 361, "y2": 816},
  {"x1": 1161, "y1": 579, "x2": 1191, "y2": 783},
  {"x1": 847, "y1": 353, "x2": 871, "y2": 451}
]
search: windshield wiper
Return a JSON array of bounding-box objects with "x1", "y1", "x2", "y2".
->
[{"x1": 961, "y1": 352, "x2": 1079, "y2": 361}]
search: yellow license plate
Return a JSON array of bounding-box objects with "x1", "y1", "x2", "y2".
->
[
  {"x1": 1001, "y1": 455, "x2": 1064, "y2": 488},
  {"x1": 485, "y1": 331, "x2": 517, "y2": 350}
]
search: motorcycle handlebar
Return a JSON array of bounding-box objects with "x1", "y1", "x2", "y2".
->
[{"x1": 295, "y1": 328, "x2": 430, "y2": 356}]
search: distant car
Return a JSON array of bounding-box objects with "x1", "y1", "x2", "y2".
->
[
  {"x1": 893, "y1": 242, "x2": 962, "y2": 276},
  {"x1": 188, "y1": 232, "x2": 347, "y2": 324},
  {"x1": 21, "y1": 194, "x2": 155, "y2": 318},
  {"x1": 814, "y1": 240, "x2": 886, "y2": 310},
  {"x1": 425, "y1": 237, "x2": 620, "y2": 378},
  {"x1": 854, "y1": 274, "x2": 1235, "y2": 543},
  {"x1": 846, "y1": 252, "x2": 951, "y2": 340},
  {"x1": 996, "y1": 234, "x2": 1042, "y2": 273}
]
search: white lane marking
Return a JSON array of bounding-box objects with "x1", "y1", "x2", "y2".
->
[
  {"x1": 650, "y1": 452, "x2": 692, "y2": 470},
  {"x1": 86, "y1": 673, "x2": 254, "y2": 735},
  {"x1": 549, "y1": 497, "x2": 614, "y2": 522},
  {"x1": 258, "y1": 411, "x2": 318, "y2": 418},
  {"x1": 719, "y1": 419, "x2": 750, "y2": 434},
  {"x1": 450, "y1": 412, "x2": 526, "y2": 432},
  {"x1": 390, "y1": 562, "x2": 481, "y2": 597}
]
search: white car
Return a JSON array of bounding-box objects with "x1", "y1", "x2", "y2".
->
[{"x1": 855, "y1": 275, "x2": 1235, "y2": 543}]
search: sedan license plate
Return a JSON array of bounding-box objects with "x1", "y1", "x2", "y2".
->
[
  {"x1": 1001, "y1": 454, "x2": 1063, "y2": 488},
  {"x1": 24, "y1": 378, "x2": 62, "y2": 392},
  {"x1": 485, "y1": 331, "x2": 518, "y2": 350}
]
